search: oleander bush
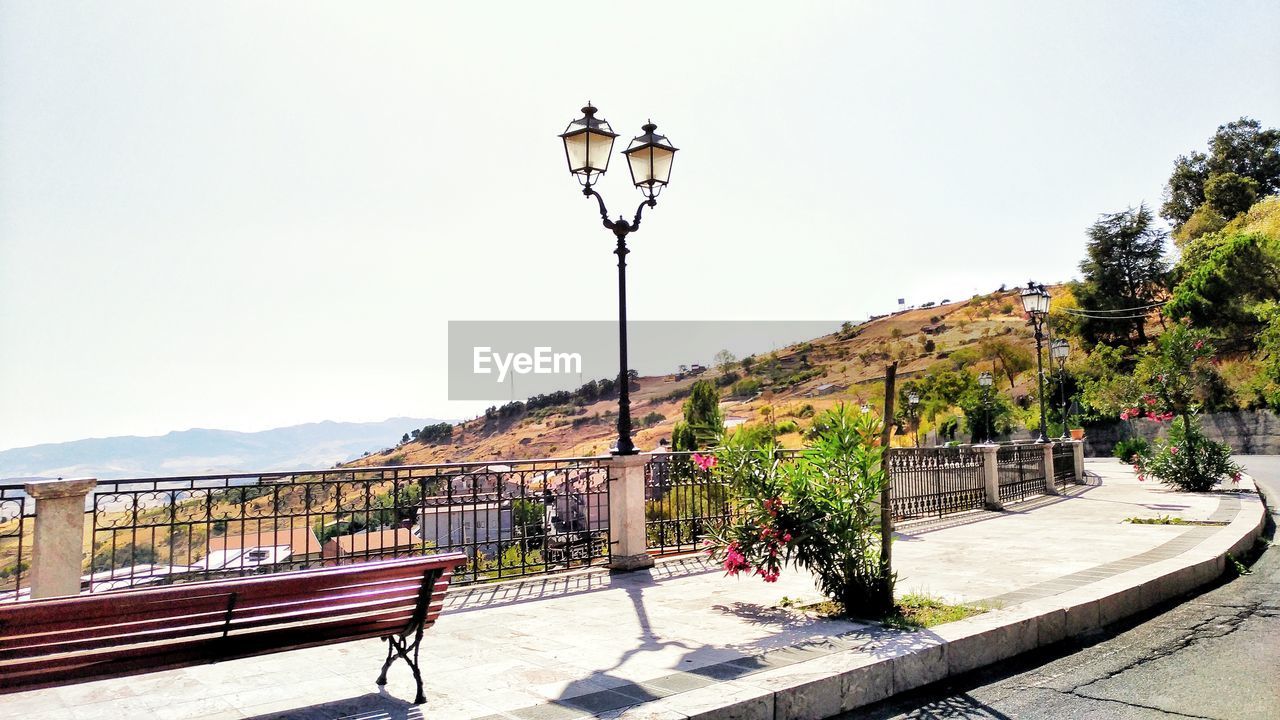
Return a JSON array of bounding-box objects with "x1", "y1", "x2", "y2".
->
[{"x1": 707, "y1": 404, "x2": 894, "y2": 616}]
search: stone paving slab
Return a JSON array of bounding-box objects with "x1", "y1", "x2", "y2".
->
[{"x1": 1, "y1": 460, "x2": 1265, "y2": 720}]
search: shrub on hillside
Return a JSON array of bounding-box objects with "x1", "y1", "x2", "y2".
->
[{"x1": 732, "y1": 378, "x2": 762, "y2": 396}]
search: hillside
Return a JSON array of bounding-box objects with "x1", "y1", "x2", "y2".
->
[
  {"x1": 0, "y1": 417, "x2": 444, "y2": 480},
  {"x1": 360, "y1": 287, "x2": 1075, "y2": 466}
]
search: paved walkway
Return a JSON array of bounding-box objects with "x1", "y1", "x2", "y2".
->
[{"x1": 2, "y1": 460, "x2": 1256, "y2": 720}]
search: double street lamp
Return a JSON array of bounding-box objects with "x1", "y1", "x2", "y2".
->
[
  {"x1": 1020, "y1": 281, "x2": 1052, "y2": 443},
  {"x1": 907, "y1": 391, "x2": 921, "y2": 447},
  {"x1": 559, "y1": 103, "x2": 678, "y2": 455},
  {"x1": 1051, "y1": 338, "x2": 1070, "y2": 439},
  {"x1": 978, "y1": 371, "x2": 994, "y2": 444}
]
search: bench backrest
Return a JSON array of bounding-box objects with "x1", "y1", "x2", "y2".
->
[{"x1": 0, "y1": 552, "x2": 467, "y2": 693}]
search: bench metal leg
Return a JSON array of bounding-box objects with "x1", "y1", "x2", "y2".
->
[{"x1": 378, "y1": 625, "x2": 427, "y2": 704}]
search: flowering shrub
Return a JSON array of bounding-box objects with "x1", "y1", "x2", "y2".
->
[
  {"x1": 707, "y1": 405, "x2": 894, "y2": 616},
  {"x1": 1137, "y1": 418, "x2": 1241, "y2": 492}
]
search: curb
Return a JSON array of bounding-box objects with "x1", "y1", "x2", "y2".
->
[{"x1": 607, "y1": 485, "x2": 1267, "y2": 720}]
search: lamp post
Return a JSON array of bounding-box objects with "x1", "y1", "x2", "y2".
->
[
  {"x1": 1020, "y1": 281, "x2": 1052, "y2": 443},
  {"x1": 559, "y1": 103, "x2": 678, "y2": 455},
  {"x1": 907, "y1": 391, "x2": 921, "y2": 447},
  {"x1": 1051, "y1": 338, "x2": 1070, "y2": 439},
  {"x1": 978, "y1": 371, "x2": 994, "y2": 444}
]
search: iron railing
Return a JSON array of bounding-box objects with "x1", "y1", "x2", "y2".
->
[
  {"x1": 644, "y1": 452, "x2": 733, "y2": 555},
  {"x1": 1053, "y1": 443, "x2": 1076, "y2": 488},
  {"x1": 998, "y1": 444, "x2": 1046, "y2": 503},
  {"x1": 889, "y1": 446, "x2": 986, "y2": 519},
  {"x1": 86, "y1": 457, "x2": 610, "y2": 592},
  {"x1": 0, "y1": 485, "x2": 34, "y2": 603}
]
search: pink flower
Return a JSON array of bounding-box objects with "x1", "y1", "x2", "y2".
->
[
  {"x1": 1170, "y1": 446, "x2": 1179, "y2": 455},
  {"x1": 1120, "y1": 410, "x2": 1131, "y2": 421},
  {"x1": 1194, "y1": 340, "x2": 1205, "y2": 350},
  {"x1": 1144, "y1": 396, "x2": 1157, "y2": 407},
  {"x1": 692, "y1": 453, "x2": 718, "y2": 471},
  {"x1": 782, "y1": 533, "x2": 793, "y2": 543}
]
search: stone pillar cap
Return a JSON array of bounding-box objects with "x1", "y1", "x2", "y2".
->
[{"x1": 23, "y1": 477, "x2": 97, "y2": 499}]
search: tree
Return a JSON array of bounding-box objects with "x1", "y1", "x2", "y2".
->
[
  {"x1": 1072, "y1": 204, "x2": 1169, "y2": 346},
  {"x1": 672, "y1": 379, "x2": 723, "y2": 451},
  {"x1": 980, "y1": 337, "x2": 1034, "y2": 390},
  {"x1": 1203, "y1": 172, "x2": 1260, "y2": 219},
  {"x1": 1162, "y1": 117, "x2": 1280, "y2": 231},
  {"x1": 713, "y1": 349, "x2": 737, "y2": 372},
  {"x1": 1166, "y1": 231, "x2": 1280, "y2": 346}
]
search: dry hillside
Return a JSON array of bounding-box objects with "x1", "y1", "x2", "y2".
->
[{"x1": 356, "y1": 286, "x2": 1074, "y2": 466}]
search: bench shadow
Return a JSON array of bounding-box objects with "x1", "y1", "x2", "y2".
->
[{"x1": 241, "y1": 691, "x2": 421, "y2": 720}]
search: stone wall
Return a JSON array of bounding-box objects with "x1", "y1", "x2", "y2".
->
[{"x1": 1081, "y1": 409, "x2": 1280, "y2": 457}]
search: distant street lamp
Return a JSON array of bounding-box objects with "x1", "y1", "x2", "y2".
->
[
  {"x1": 860, "y1": 403, "x2": 871, "y2": 414},
  {"x1": 907, "y1": 391, "x2": 921, "y2": 447},
  {"x1": 560, "y1": 103, "x2": 678, "y2": 455},
  {"x1": 978, "y1": 371, "x2": 994, "y2": 444},
  {"x1": 1020, "y1": 281, "x2": 1052, "y2": 443},
  {"x1": 1051, "y1": 338, "x2": 1070, "y2": 439}
]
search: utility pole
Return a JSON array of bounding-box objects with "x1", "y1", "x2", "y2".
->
[{"x1": 879, "y1": 361, "x2": 897, "y2": 610}]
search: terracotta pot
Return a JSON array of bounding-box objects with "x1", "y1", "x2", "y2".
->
[{"x1": 1069, "y1": 428, "x2": 1085, "y2": 440}]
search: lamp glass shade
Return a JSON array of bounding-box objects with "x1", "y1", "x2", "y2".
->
[
  {"x1": 908, "y1": 392, "x2": 920, "y2": 404},
  {"x1": 1050, "y1": 339, "x2": 1069, "y2": 360},
  {"x1": 1020, "y1": 282, "x2": 1051, "y2": 315},
  {"x1": 560, "y1": 105, "x2": 617, "y2": 183},
  {"x1": 979, "y1": 372, "x2": 993, "y2": 387},
  {"x1": 624, "y1": 122, "x2": 678, "y2": 199}
]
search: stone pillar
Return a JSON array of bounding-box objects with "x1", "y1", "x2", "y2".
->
[
  {"x1": 24, "y1": 477, "x2": 96, "y2": 599},
  {"x1": 1071, "y1": 440, "x2": 1085, "y2": 483},
  {"x1": 1042, "y1": 443, "x2": 1060, "y2": 495},
  {"x1": 977, "y1": 444, "x2": 1002, "y2": 511},
  {"x1": 605, "y1": 454, "x2": 654, "y2": 572}
]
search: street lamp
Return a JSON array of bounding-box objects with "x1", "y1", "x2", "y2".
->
[
  {"x1": 1051, "y1": 338, "x2": 1070, "y2": 439},
  {"x1": 907, "y1": 391, "x2": 921, "y2": 447},
  {"x1": 1020, "y1": 281, "x2": 1052, "y2": 443},
  {"x1": 560, "y1": 103, "x2": 679, "y2": 455},
  {"x1": 978, "y1": 371, "x2": 994, "y2": 444}
]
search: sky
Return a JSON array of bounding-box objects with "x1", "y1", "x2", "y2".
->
[{"x1": 2, "y1": 1, "x2": 1279, "y2": 450}]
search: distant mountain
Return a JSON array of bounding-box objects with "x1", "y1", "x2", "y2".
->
[{"x1": 0, "y1": 418, "x2": 441, "y2": 480}]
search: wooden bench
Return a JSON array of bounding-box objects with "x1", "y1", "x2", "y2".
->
[{"x1": 0, "y1": 552, "x2": 467, "y2": 705}]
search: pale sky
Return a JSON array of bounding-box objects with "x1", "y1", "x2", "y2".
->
[{"x1": 2, "y1": 1, "x2": 1278, "y2": 450}]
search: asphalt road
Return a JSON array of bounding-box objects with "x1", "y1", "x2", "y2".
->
[{"x1": 846, "y1": 456, "x2": 1280, "y2": 720}]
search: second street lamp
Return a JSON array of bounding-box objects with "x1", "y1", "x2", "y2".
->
[
  {"x1": 1051, "y1": 338, "x2": 1070, "y2": 439},
  {"x1": 1020, "y1": 281, "x2": 1052, "y2": 443},
  {"x1": 559, "y1": 103, "x2": 679, "y2": 455},
  {"x1": 978, "y1": 370, "x2": 994, "y2": 444},
  {"x1": 907, "y1": 391, "x2": 921, "y2": 447}
]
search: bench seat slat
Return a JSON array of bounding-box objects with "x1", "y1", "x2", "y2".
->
[
  {"x1": 0, "y1": 610, "x2": 424, "y2": 691},
  {"x1": 0, "y1": 587, "x2": 445, "y2": 660}
]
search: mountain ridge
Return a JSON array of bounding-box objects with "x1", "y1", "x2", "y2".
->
[{"x1": 0, "y1": 417, "x2": 444, "y2": 480}]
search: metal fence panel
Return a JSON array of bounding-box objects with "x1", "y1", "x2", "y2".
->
[
  {"x1": 0, "y1": 485, "x2": 34, "y2": 603},
  {"x1": 86, "y1": 458, "x2": 610, "y2": 592}
]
